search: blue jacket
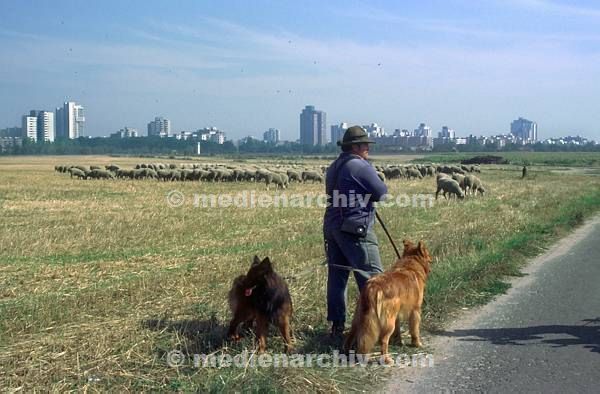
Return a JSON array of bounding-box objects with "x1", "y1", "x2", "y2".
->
[{"x1": 323, "y1": 153, "x2": 388, "y2": 232}]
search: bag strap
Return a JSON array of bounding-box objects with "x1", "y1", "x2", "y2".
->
[
  {"x1": 327, "y1": 155, "x2": 360, "y2": 220},
  {"x1": 327, "y1": 154, "x2": 359, "y2": 196}
]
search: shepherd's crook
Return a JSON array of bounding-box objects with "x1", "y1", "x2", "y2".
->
[{"x1": 375, "y1": 211, "x2": 401, "y2": 259}]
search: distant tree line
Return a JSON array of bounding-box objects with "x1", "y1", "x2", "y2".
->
[{"x1": 1, "y1": 136, "x2": 598, "y2": 156}]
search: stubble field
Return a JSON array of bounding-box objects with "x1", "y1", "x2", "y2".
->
[{"x1": 1, "y1": 154, "x2": 599, "y2": 392}]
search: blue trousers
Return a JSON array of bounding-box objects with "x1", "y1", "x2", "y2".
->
[{"x1": 324, "y1": 227, "x2": 384, "y2": 325}]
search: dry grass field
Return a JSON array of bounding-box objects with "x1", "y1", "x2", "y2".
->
[{"x1": 1, "y1": 154, "x2": 599, "y2": 391}]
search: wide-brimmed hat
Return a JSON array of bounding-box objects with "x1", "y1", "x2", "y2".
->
[{"x1": 337, "y1": 125, "x2": 375, "y2": 146}]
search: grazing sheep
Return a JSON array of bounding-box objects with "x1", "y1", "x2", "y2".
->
[
  {"x1": 450, "y1": 165, "x2": 465, "y2": 174},
  {"x1": 157, "y1": 169, "x2": 172, "y2": 181},
  {"x1": 471, "y1": 177, "x2": 486, "y2": 196},
  {"x1": 87, "y1": 169, "x2": 115, "y2": 179},
  {"x1": 302, "y1": 171, "x2": 324, "y2": 183},
  {"x1": 383, "y1": 167, "x2": 403, "y2": 180},
  {"x1": 287, "y1": 170, "x2": 302, "y2": 183},
  {"x1": 243, "y1": 169, "x2": 256, "y2": 182},
  {"x1": 267, "y1": 173, "x2": 288, "y2": 190},
  {"x1": 69, "y1": 168, "x2": 87, "y2": 179},
  {"x1": 407, "y1": 168, "x2": 423, "y2": 180},
  {"x1": 90, "y1": 165, "x2": 102, "y2": 170},
  {"x1": 451, "y1": 174, "x2": 466, "y2": 191},
  {"x1": 180, "y1": 169, "x2": 194, "y2": 181},
  {"x1": 116, "y1": 169, "x2": 134, "y2": 179},
  {"x1": 436, "y1": 178, "x2": 465, "y2": 200},
  {"x1": 436, "y1": 173, "x2": 451, "y2": 181},
  {"x1": 376, "y1": 171, "x2": 386, "y2": 182},
  {"x1": 255, "y1": 169, "x2": 271, "y2": 183},
  {"x1": 195, "y1": 169, "x2": 211, "y2": 181},
  {"x1": 168, "y1": 170, "x2": 182, "y2": 181},
  {"x1": 73, "y1": 165, "x2": 89, "y2": 173},
  {"x1": 105, "y1": 164, "x2": 120, "y2": 172}
]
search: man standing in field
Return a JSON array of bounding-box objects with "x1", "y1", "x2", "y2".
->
[{"x1": 323, "y1": 126, "x2": 388, "y2": 339}]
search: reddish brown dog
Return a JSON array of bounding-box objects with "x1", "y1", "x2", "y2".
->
[
  {"x1": 344, "y1": 240, "x2": 433, "y2": 364},
  {"x1": 226, "y1": 256, "x2": 293, "y2": 353}
]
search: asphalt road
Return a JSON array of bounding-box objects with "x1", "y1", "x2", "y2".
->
[{"x1": 389, "y1": 216, "x2": 600, "y2": 393}]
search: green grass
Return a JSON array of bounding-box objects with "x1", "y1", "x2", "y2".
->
[
  {"x1": 1, "y1": 156, "x2": 599, "y2": 391},
  {"x1": 412, "y1": 151, "x2": 600, "y2": 167}
]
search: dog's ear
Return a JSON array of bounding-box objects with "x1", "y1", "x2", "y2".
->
[
  {"x1": 403, "y1": 239, "x2": 414, "y2": 253},
  {"x1": 252, "y1": 255, "x2": 261, "y2": 266},
  {"x1": 417, "y1": 241, "x2": 427, "y2": 257},
  {"x1": 260, "y1": 257, "x2": 273, "y2": 271}
]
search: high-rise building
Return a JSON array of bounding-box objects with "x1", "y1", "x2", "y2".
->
[
  {"x1": 22, "y1": 111, "x2": 55, "y2": 142},
  {"x1": 510, "y1": 117, "x2": 537, "y2": 143},
  {"x1": 331, "y1": 122, "x2": 348, "y2": 145},
  {"x1": 147, "y1": 116, "x2": 171, "y2": 137},
  {"x1": 29, "y1": 110, "x2": 55, "y2": 142},
  {"x1": 22, "y1": 115, "x2": 37, "y2": 141},
  {"x1": 415, "y1": 123, "x2": 433, "y2": 138},
  {"x1": 439, "y1": 126, "x2": 455, "y2": 140},
  {"x1": 300, "y1": 105, "x2": 326, "y2": 146},
  {"x1": 263, "y1": 128, "x2": 280, "y2": 143},
  {"x1": 56, "y1": 101, "x2": 85, "y2": 139},
  {"x1": 363, "y1": 123, "x2": 385, "y2": 138}
]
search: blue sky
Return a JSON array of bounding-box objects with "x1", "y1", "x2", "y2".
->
[{"x1": 1, "y1": 0, "x2": 600, "y2": 141}]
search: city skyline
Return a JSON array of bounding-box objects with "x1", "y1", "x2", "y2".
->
[{"x1": 1, "y1": 1, "x2": 600, "y2": 141}]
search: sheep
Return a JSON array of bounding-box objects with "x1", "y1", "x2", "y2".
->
[
  {"x1": 157, "y1": 169, "x2": 172, "y2": 181},
  {"x1": 69, "y1": 168, "x2": 87, "y2": 179},
  {"x1": 90, "y1": 165, "x2": 102, "y2": 170},
  {"x1": 376, "y1": 171, "x2": 386, "y2": 182},
  {"x1": 436, "y1": 173, "x2": 451, "y2": 181},
  {"x1": 407, "y1": 168, "x2": 423, "y2": 180},
  {"x1": 302, "y1": 171, "x2": 324, "y2": 183},
  {"x1": 168, "y1": 170, "x2": 182, "y2": 181},
  {"x1": 87, "y1": 169, "x2": 115, "y2": 180},
  {"x1": 436, "y1": 178, "x2": 465, "y2": 200},
  {"x1": 73, "y1": 165, "x2": 89, "y2": 173},
  {"x1": 116, "y1": 169, "x2": 134, "y2": 179},
  {"x1": 105, "y1": 164, "x2": 120, "y2": 172},
  {"x1": 287, "y1": 170, "x2": 302, "y2": 183},
  {"x1": 383, "y1": 167, "x2": 403, "y2": 180},
  {"x1": 267, "y1": 173, "x2": 288, "y2": 190},
  {"x1": 471, "y1": 176, "x2": 486, "y2": 196},
  {"x1": 255, "y1": 169, "x2": 272, "y2": 183},
  {"x1": 180, "y1": 169, "x2": 194, "y2": 181},
  {"x1": 451, "y1": 174, "x2": 467, "y2": 191}
]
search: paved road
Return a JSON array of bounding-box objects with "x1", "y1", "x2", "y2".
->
[{"x1": 389, "y1": 216, "x2": 600, "y2": 393}]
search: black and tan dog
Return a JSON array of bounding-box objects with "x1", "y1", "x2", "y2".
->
[{"x1": 226, "y1": 256, "x2": 293, "y2": 353}]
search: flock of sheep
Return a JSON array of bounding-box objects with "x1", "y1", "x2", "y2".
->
[
  {"x1": 54, "y1": 161, "x2": 486, "y2": 199},
  {"x1": 54, "y1": 163, "x2": 324, "y2": 190}
]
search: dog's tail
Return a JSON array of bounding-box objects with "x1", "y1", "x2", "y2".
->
[{"x1": 355, "y1": 285, "x2": 383, "y2": 356}]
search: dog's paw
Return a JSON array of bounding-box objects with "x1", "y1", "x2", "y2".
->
[{"x1": 411, "y1": 339, "x2": 423, "y2": 348}]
